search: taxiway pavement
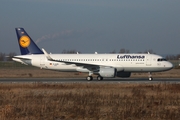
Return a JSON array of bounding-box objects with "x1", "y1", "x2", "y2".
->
[{"x1": 0, "y1": 78, "x2": 180, "y2": 83}]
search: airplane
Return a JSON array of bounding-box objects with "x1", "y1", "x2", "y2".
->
[{"x1": 12, "y1": 27, "x2": 173, "y2": 81}]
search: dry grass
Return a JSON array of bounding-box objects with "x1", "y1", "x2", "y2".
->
[
  {"x1": 0, "y1": 68, "x2": 180, "y2": 78},
  {"x1": 0, "y1": 68, "x2": 87, "y2": 78},
  {"x1": 0, "y1": 83, "x2": 180, "y2": 120}
]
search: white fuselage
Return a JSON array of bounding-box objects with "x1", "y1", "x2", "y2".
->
[{"x1": 13, "y1": 53, "x2": 173, "y2": 73}]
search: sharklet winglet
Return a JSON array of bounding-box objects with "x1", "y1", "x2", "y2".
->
[{"x1": 42, "y1": 48, "x2": 53, "y2": 61}]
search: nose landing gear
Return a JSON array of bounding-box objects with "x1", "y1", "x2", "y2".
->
[{"x1": 148, "y1": 72, "x2": 153, "y2": 81}]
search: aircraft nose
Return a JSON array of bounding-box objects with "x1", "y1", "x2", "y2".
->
[{"x1": 166, "y1": 62, "x2": 173, "y2": 70}]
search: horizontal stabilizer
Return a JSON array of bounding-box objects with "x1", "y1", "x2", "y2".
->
[{"x1": 13, "y1": 56, "x2": 31, "y2": 60}]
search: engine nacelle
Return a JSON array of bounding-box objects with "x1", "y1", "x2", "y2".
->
[
  {"x1": 98, "y1": 67, "x2": 116, "y2": 78},
  {"x1": 116, "y1": 71, "x2": 131, "y2": 78}
]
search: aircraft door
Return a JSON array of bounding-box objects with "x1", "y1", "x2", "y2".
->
[
  {"x1": 146, "y1": 56, "x2": 152, "y2": 66},
  {"x1": 40, "y1": 56, "x2": 46, "y2": 69}
]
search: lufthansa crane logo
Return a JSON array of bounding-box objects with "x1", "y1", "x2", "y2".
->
[{"x1": 19, "y1": 36, "x2": 30, "y2": 48}]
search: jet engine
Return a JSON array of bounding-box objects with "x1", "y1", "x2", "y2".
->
[{"x1": 97, "y1": 67, "x2": 116, "y2": 78}]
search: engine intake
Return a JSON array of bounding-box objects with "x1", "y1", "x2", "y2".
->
[{"x1": 97, "y1": 67, "x2": 116, "y2": 78}]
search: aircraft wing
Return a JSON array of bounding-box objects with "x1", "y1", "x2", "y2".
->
[{"x1": 42, "y1": 48, "x2": 107, "y2": 71}]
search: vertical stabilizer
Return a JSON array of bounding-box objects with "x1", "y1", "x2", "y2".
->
[{"x1": 15, "y1": 28, "x2": 43, "y2": 55}]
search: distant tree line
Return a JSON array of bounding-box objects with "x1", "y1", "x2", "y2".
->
[
  {"x1": 62, "y1": 49, "x2": 81, "y2": 54},
  {"x1": 0, "y1": 49, "x2": 180, "y2": 61},
  {"x1": 110, "y1": 49, "x2": 180, "y2": 60},
  {"x1": 0, "y1": 52, "x2": 16, "y2": 61},
  {"x1": 110, "y1": 49, "x2": 155, "y2": 54},
  {"x1": 166, "y1": 54, "x2": 180, "y2": 60}
]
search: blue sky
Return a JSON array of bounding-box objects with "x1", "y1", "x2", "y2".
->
[{"x1": 0, "y1": 0, "x2": 180, "y2": 55}]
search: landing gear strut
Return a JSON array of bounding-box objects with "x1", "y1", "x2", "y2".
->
[
  {"x1": 148, "y1": 72, "x2": 153, "y2": 81},
  {"x1": 86, "y1": 72, "x2": 93, "y2": 81}
]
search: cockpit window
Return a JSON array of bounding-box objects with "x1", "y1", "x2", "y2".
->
[{"x1": 157, "y1": 58, "x2": 167, "y2": 61}]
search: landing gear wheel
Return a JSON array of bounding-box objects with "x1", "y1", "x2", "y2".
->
[
  {"x1": 86, "y1": 76, "x2": 93, "y2": 81},
  {"x1": 97, "y1": 76, "x2": 103, "y2": 81},
  {"x1": 149, "y1": 77, "x2": 153, "y2": 81},
  {"x1": 148, "y1": 72, "x2": 153, "y2": 81}
]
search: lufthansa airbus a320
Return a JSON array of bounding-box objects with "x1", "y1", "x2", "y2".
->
[{"x1": 12, "y1": 28, "x2": 173, "y2": 81}]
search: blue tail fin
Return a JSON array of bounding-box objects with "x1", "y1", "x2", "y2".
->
[{"x1": 15, "y1": 28, "x2": 43, "y2": 55}]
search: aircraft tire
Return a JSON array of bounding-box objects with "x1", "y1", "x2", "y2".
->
[
  {"x1": 149, "y1": 77, "x2": 153, "y2": 81},
  {"x1": 87, "y1": 76, "x2": 93, "y2": 81},
  {"x1": 97, "y1": 76, "x2": 103, "y2": 81}
]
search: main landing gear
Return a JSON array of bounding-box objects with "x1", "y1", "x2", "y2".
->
[
  {"x1": 86, "y1": 75, "x2": 103, "y2": 81},
  {"x1": 86, "y1": 72, "x2": 93, "y2": 81},
  {"x1": 148, "y1": 72, "x2": 153, "y2": 81}
]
